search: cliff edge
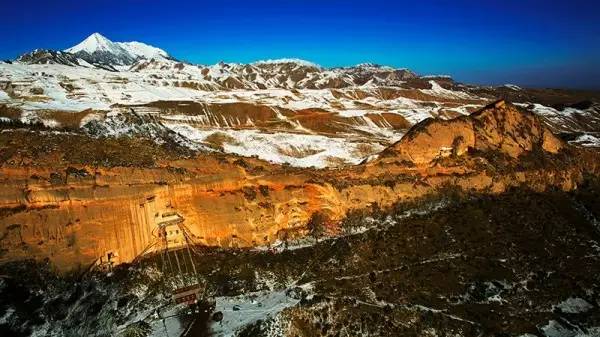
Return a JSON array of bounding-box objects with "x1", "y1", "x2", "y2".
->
[
  {"x1": 379, "y1": 99, "x2": 564, "y2": 165},
  {"x1": 0, "y1": 100, "x2": 597, "y2": 271}
]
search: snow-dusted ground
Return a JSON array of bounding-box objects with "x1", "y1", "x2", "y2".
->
[
  {"x1": 148, "y1": 306, "x2": 187, "y2": 337},
  {"x1": 165, "y1": 123, "x2": 391, "y2": 168},
  {"x1": 422, "y1": 80, "x2": 476, "y2": 100},
  {"x1": 253, "y1": 58, "x2": 320, "y2": 68},
  {"x1": 2, "y1": 60, "x2": 454, "y2": 167},
  {"x1": 209, "y1": 285, "x2": 311, "y2": 337},
  {"x1": 0, "y1": 61, "x2": 465, "y2": 119},
  {"x1": 540, "y1": 320, "x2": 600, "y2": 337},
  {"x1": 554, "y1": 297, "x2": 594, "y2": 314},
  {"x1": 570, "y1": 134, "x2": 600, "y2": 147},
  {"x1": 3, "y1": 58, "x2": 599, "y2": 169}
]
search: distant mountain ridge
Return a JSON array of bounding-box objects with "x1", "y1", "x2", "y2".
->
[
  {"x1": 64, "y1": 32, "x2": 172, "y2": 66},
  {"x1": 126, "y1": 57, "x2": 421, "y2": 90},
  {"x1": 17, "y1": 33, "x2": 173, "y2": 69},
  {"x1": 13, "y1": 33, "x2": 422, "y2": 89},
  {"x1": 3, "y1": 33, "x2": 600, "y2": 170},
  {"x1": 17, "y1": 49, "x2": 81, "y2": 67}
]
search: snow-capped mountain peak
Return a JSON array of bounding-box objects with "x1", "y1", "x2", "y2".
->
[
  {"x1": 65, "y1": 32, "x2": 119, "y2": 54},
  {"x1": 64, "y1": 33, "x2": 171, "y2": 66}
]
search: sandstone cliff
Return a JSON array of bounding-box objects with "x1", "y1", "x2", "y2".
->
[
  {"x1": 379, "y1": 100, "x2": 564, "y2": 165},
  {"x1": 0, "y1": 100, "x2": 597, "y2": 271}
]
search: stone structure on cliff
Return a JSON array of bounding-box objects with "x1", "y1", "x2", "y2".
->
[{"x1": 0, "y1": 100, "x2": 596, "y2": 271}]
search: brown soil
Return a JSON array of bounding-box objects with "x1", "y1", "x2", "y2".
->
[
  {"x1": 0, "y1": 104, "x2": 22, "y2": 120},
  {"x1": 203, "y1": 132, "x2": 240, "y2": 150}
]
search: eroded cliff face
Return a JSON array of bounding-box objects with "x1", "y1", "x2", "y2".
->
[{"x1": 0, "y1": 100, "x2": 597, "y2": 271}]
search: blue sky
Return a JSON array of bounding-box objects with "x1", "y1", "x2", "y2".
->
[{"x1": 2, "y1": 0, "x2": 600, "y2": 89}]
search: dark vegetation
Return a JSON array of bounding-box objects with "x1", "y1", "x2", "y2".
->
[
  {"x1": 0, "y1": 118, "x2": 77, "y2": 133},
  {"x1": 471, "y1": 86, "x2": 600, "y2": 107},
  {"x1": 306, "y1": 211, "x2": 328, "y2": 242},
  {"x1": 1, "y1": 180, "x2": 600, "y2": 336},
  {"x1": 220, "y1": 183, "x2": 600, "y2": 336},
  {"x1": 0, "y1": 129, "x2": 192, "y2": 167}
]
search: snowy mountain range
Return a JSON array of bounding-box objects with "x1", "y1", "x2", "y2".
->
[
  {"x1": 16, "y1": 33, "x2": 173, "y2": 70},
  {"x1": 12, "y1": 33, "x2": 420, "y2": 88},
  {"x1": 65, "y1": 32, "x2": 172, "y2": 66},
  {"x1": 1, "y1": 32, "x2": 599, "y2": 168}
]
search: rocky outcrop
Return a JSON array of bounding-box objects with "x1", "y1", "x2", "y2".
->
[
  {"x1": 380, "y1": 100, "x2": 564, "y2": 165},
  {"x1": 17, "y1": 49, "x2": 82, "y2": 67},
  {"x1": 0, "y1": 101, "x2": 596, "y2": 271},
  {"x1": 126, "y1": 59, "x2": 422, "y2": 90}
]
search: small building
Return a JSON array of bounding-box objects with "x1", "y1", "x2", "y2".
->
[{"x1": 156, "y1": 212, "x2": 187, "y2": 250}]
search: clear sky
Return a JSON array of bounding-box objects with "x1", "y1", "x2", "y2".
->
[{"x1": 2, "y1": 0, "x2": 600, "y2": 89}]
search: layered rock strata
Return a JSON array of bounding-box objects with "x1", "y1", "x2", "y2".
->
[{"x1": 0, "y1": 100, "x2": 596, "y2": 271}]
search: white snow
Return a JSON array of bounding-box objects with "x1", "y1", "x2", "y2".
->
[
  {"x1": 554, "y1": 297, "x2": 593, "y2": 314},
  {"x1": 528, "y1": 103, "x2": 599, "y2": 135},
  {"x1": 0, "y1": 58, "x2": 475, "y2": 122},
  {"x1": 164, "y1": 123, "x2": 384, "y2": 168},
  {"x1": 0, "y1": 307, "x2": 14, "y2": 325},
  {"x1": 529, "y1": 103, "x2": 583, "y2": 119},
  {"x1": 421, "y1": 74, "x2": 452, "y2": 79},
  {"x1": 0, "y1": 63, "x2": 434, "y2": 167},
  {"x1": 210, "y1": 288, "x2": 302, "y2": 337},
  {"x1": 422, "y1": 80, "x2": 475, "y2": 100},
  {"x1": 540, "y1": 320, "x2": 600, "y2": 337},
  {"x1": 529, "y1": 103, "x2": 567, "y2": 117},
  {"x1": 0, "y1": 90, "x2": 10, "y2": 100},
  {"x1": 503, "y1": 84, "x2": 522, "y2": 91},
  {"x1": 66, "y1": 32, "x2": 120, "y2": 54},
  {"x1": 118, "y1": 41, "x2": 169, "y2": 60},
  {"x1": 569, "y1": 134, "x2": 600, "y2": 147},
  {"x1": 353, "y1": 63, "x2": 396, "y2": 71},
  {"x1": 337, "y1": 109, "x2": 372, "y2": 117},
  {"x1": 65, "y1": 32, "x2": 170, "y2": 62},
  {"x1": 253, "y1": 58, "x2": 320, "y2": 68},
  {"x1": 0, "y1": 57, "x2": 489, "y2": 168},
  {"x1": 148, "y1": 306, "x2": 185, "y2": 337},
  {"x1": 390, "y1": 107, "x2": 435, "y2": 125},
  {"x1": 79, "y1": 111, "x2": 104, "y2": 127}
]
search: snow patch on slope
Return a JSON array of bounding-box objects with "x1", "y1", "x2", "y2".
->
[
  {"x1": 554, "y1": 297, "x2": 594, "y2": 314},
  {"x1": 165, "y1": 123, "x2": 384, "y2": 168},
  {"x1": 210, "y1": 287, "x2": 304, "y2": 337},
  {"x1": 569, "y1": 134, "x2": 600, "y2": 147},
  {"x1": 423, "y1": 80, "x2": 474, "y2": 100},
  {"x1": 118, "y1": 41, "x2": 169, "y2": 60},
  {"x1": 253, "y1": 58, "x2": 320, "y2": 68},
  {"x1": 540, "y1": 320, "x2": 600, "y2": 337},
  {"x1": 503, "y1": 84, "x2": 522, "y2": 91},
  {"x1": 0, "y1": 90, "x2": 9, "y2": 100}
]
